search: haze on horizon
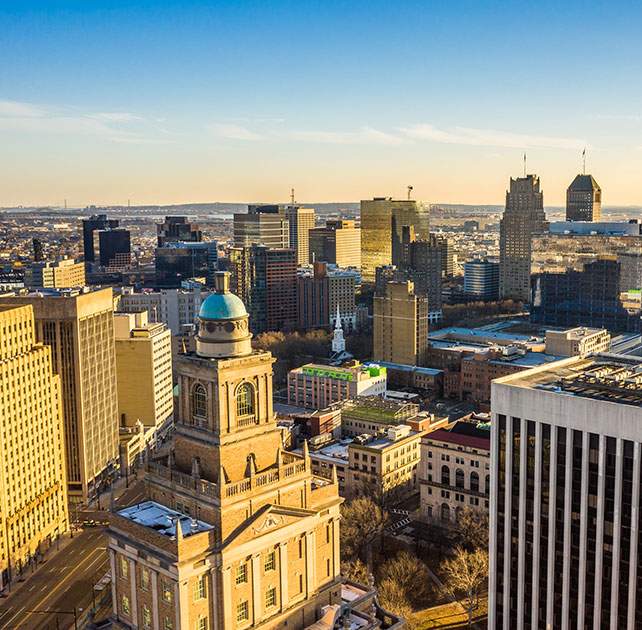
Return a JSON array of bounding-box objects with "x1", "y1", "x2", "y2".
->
[{"x1": 2, "y1": 1, "x2": 642, "y2": 208}]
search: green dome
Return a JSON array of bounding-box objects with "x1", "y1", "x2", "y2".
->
[{"x1": 199, "y1": 292, "x2": 247, "y2": 320}]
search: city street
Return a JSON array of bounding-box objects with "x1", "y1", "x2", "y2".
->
[{"x1": 0, "y1": 528, "x2": 108, "y2": 630}]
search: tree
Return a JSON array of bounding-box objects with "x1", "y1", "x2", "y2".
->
[
  {"x1": 378, "y1": 551, "x2": 431, "y2": 608},
  {"x1": 377, "y1": 578, "x2": 415, "y2": 629},
  {"x1": 340, "y1": 496, "x2": 389, "y2": 568},
  {"x1": 439, "y1": 546, "x2": 489, "y2": 629},
  {"x1": 456, "y1": 507, "x2": 489, "y2": 551},
  {"x1": 341, "y1": 558, "x2": 369, "y2": 585}
]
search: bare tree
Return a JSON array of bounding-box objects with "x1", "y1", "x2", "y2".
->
[
  {"x1": 341, "y1": 558, "x2": 369, "y2": 585},
  {"x1": 377, "y1": 578, "x2": 415, "y2": 629},
  {"x1": 439, "y1": 546, "x2": 488, "y2": 629},
  {"x1": 456, "y1": 506, "x2": 489, "y2": 551},
  {"x1": 340, "y1": 496, "x2": 389, "y2": 568},
  {"x1": 378, "y1": 551, "x2": 431, "y2": 608}
]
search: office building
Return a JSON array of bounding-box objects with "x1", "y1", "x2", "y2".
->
[
  {"x1": 419, "y1": 420, "x2": 490, "y2": 525},
  {"x1": 499, "y1": 175, "x2": 547, "y2": 301},
  {"x1": 464, "y1": 258, "x2": 499, "y2": 300},
  {"x1": 155, "y1": 241, "x2": 218, "y2": 288},
  {"x1": 233, "y1": 205, "x2": 290, "y2": 249},
  {"x1": 117, "y1": 282, "x2": 212, "y2": 335},
  {"x1": 287, "y1": 362, "x2": 387, "y2": 409},
  {"x1": 32, "y1": 237, "x2": 44, "y2": 261},
  {"x1": 531, "y1": 257, "x2": 641, "y2": 333},
  {"x1": 2, "y1": 287, "x2": 119, "y2": 503},
  {"x1": 360, "y1": 197, "x2": 430, "y2": 282},
  {"x1": 106, "y1": 272, "x2": 394, "y2": 630},
  {"x1": 82, "y1": 213, "x2": 119, "y2": 264},
  {"x1": 285, "y1": 205, "x2": 315, "y2": 266},
  {"x1": 24, "y1": 258, "x2": 86, "y2": 288},
  {"x1": 0, "y1": 305, "x2": 69, "y2": 589},
  {"x1": 566, "y1": 173, "x2": 602, "y2": 222},
  {"x1": 437, "y1": 236, "x2": 454, "y2": 277},
  {"x1": 340, "y1": 396, "x2": 424, "y2": 437},
  {"x1": 544, "y1": 327, "x2": 610, "y2": 357},
  {"x1": 98, "y1": 228, "x2": 132, "y2": 269},
  {"x1": 297, "y1": 262, "x2": 358, "y2": 332},
  {"x1": 489, "y1": 354, "x2": 642, "y2": 629},
  {"x1": 309, "y1": 220, "x2": 361, "y2": 269},
  {"x1": 157, "y1": 215, "x2": 202, "y2": 246},
  {"x1": 402, "y1": 232, "x2": 444, "y2": 316},
  {"x1": 114, "y1": 311, "x2": 173, "y2": 438},
  {"x1": 373, "y1": 280, "x2": 428, "y2": 366}
]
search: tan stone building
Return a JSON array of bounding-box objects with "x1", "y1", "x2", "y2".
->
[
  {"x1": 106, "y1": 273, "x2": 398, "y2": 630},
  {"x1": 24, "y1": 258, "x2": 86, "y2": 288},
  {"x1": 285, "y1": 206, "x2": 316, "y2": 266},
  {"x1": 2, "y1": 288, "x2": 120, "y2": 503},
  {"x1": 0, "y1": 305, "x2": 69, "y2": 589},
  {"x1": 373, "y1": 280, "x2": 428, "y2": 366},
  {"x1": 544, "y1": 327, "x2": 610, "y2": 357},
  {"x1": 114, "y1": 311, "x2": 174, "y2": 436},
  {"x1": 418, "y1": 421, "x2": 490, "y2": 526},
  {"x1": 308, "y1": 220, "x2": 361, "y2": 269}
]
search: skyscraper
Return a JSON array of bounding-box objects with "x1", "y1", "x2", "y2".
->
[
  {"x1": 499, "y1": 175, "x2": 547, "y2": 301},
  {"x1": 106, "y1": 272, "x2": 355, "y2": 630},
  {"x1": 285, "y1": 205, "x2": 315, "y2": 266},
  {"x1": 566, "y1": 174, "x2": 602, "y2": 222},
  {"x1": 464, "y1": 258, "x2": 499, "y2": 300},
  {"x1": 155, "y1": 241, "x2": 218, "y2": 288},
  {"x1": 157, "y1": 215, "x2": 202, "y2": 246},
  {"x1": 373, "y1": 280, "x2": 428, "y2": 366},
  {"x1": 233, "y1": 205, "x2": 290, "y2": 249},
  {"x1": 98, "y1": 228, "x2": 131, "y2": 268},
  {"x1": 82, "y1": 213, "x2": 119, "y2": 264},
  {"x1": 2, "y1": 287, "x2": 120, "y2": 503},
  {"x1": 360, "y1": 197, "x2": 430, "y2": 282},
  {"x1": 490, "y1": 353, "x2": 642, "y2": 629},
  {"x1": 0, "y1": 305, "x2": 69, "y2": 589},
  {"x1": 309, "y1": 219, "x2": 361, "y2": 268}
]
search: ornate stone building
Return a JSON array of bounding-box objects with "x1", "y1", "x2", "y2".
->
[{"x1": 107, "y1": 272, "x2": 398, "y2": 630}]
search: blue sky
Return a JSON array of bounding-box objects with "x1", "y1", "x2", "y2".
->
[{"x1": 2, "y1": 0, "x2": 642, "y2": 206}]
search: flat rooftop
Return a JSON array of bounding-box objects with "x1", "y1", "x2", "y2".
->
[
  {"x1": 117, "y1": 501, "x2": 214, "y2": 538},
  {"x1": 500, "y1": 354, "x2": 642, "y2": 407}
]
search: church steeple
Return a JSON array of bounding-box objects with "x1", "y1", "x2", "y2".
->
[{"x1": 332, "y1": 304, "x2": 345, "y2": 354}]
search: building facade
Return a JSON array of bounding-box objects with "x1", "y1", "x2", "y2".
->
[
  {"x1": 0, "y1": 305, "x2": 69, "y2": 589},
  {"x1": 155, "y1": 241, "x2": 218, "y2": 288},
  {"x1": 544, "y1": 327, "x2": 610, "y2": 357},
  {"x1": 25, "y1": 258, "x2": 86, "y2": 288},
  {"x1": 463, "y1": 259, "x2": 499, "y2": 301},
  {"x1": 566, "y1": 174, "x2": 602, "y2": 222},
  {"x1": 308, "y1": 220, "x2": 361, "y2": 269},
  {"x1": 489, "y1": 354, "x2": 642, "y2": 629},
  {"x1": 234, "y1": 205, "x2": 290, "y2": 249},
  {"x1": 82, "y1": 213, "x2": 119, "y2": 264},
  {"x1": 373, "y1": 280, "x2": 428, "y2": 366},
  {"x1": 157, "y1": 216, "x2": 202, "y2": 246},
  {"x1": 499, "y1": 175, "x2": 547, "y2": 301},
  {"x1": 285, "y1": 206, "x2": 315, "y2": 266},
  {"x1": 99, "y1": 228, "x2": 132, "y2": 269},
  {"x1": 2, "y1": 288, "x2": 120, "y2": 503}
]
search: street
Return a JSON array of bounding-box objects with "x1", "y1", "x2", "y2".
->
[{"x1": 0, "y1": 528, "x2": 108, "y2": 630}]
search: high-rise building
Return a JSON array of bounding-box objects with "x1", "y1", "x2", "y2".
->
[
  {"x1": 437, "y1": 236, "x2": 454, "y2": 277},
  {"x1": 285, "y1": 205, "x2": 315, "y2": 266},
  {"x1": 401, "y1": 231, "x2": 444, "y2": 317},
  {"x1": 114, "y1": 311, "x2": 174, "y2": 438},
  {"x1": 464, "y1": 258, "x2": 499, "y2": 300},
  {"x1": 531, "y1": 257, "x2": 641, "y2": 333},
  {"x1": 0, "y1": 305, "x2": 69, "y2": 589},
  {"x1": 360, "y1": 197, "x2": 430, "y2": 282},
  {"x1": 157, "y1": 215, "x2": 202, "y2": 246},
  {"x1": 2, "y1": 288, "x2": 120, "y2": 503},
  {"x1": 155, "y1": 241, "x2": 218, "y2": 288},
  {"x1": 489, "y1": 353, "x2": 642, "y2": 629},
  {"x1": 32, "y1": 237, "x2": 44, "y2": 261},
  {"x1": 98, "y1": 228, "x2": 132, "y2": 269},
  {"x1": 373, "y1": 280, "x2": 428, "y2": 366},
  {"x1": 82, "y1": 213, "x2": 119, "y2": 264},
  {"x1": 309, "y1": 219, "x2": 361, "y2": 268},
  {"x1": 499, "y1": 175, "x2": 547, "y2": 301},
  {"x1": 25, "y1": 258, "x2": 86, "y2": 288},
  {"x1": 566, "y1": 174, "x2": 602, "y2": 222},
  {"x1": 106, "y1": 272, "x2": 390, "y2": 630},
  {"x1": 233, "y1": 205, "x2": 290, "y2": 249}
]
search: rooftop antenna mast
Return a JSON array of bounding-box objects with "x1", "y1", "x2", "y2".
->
[
  {"x1": 582, "y1": 148, "x2": 586, "y2": 175},
  {"x1": 407, "y1": 185, "x2": 413, "y2": 200},
  {"x1": 64, "y1": 199, "x2": 67, "y2": 210},
  {"x1": 523, "y1": 153, "x2": 527, "y2": 177},
  {"x1": 290, "y1": 188, "x2": 295, "y2": 205}
]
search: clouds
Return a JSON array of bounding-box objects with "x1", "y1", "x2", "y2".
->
[{"x1": 207, "y1": 123, "x2": 264, "y2": 141}]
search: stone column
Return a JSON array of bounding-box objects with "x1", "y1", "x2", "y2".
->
[
  {"x1": 332, "y1": 519, "x2": 340, "y2": 578},
  {"x1": 211, "y1": 565, "x2": 220, "y2": 630},
  {"x1": 109, "y1": 549, "x2": 118, "y2": 619},
  {"x1": 129, "y1": 558, "x2": 138, "y2": 628},
  {"x1": 251, "y1": 554, "x2": 262, "y2": 623},
  {"x1": 279, "y1": 543, "x2": 289, "y2": 610},
  {"x1": 222, "y1": 566, "x2": 233, "y2": 629},
  {"x1": 305, "y1": 531, "x2": 316, "y2": 596},
  {"x1": 151, "y1": 570, "x2": 159, "y2": 630}
]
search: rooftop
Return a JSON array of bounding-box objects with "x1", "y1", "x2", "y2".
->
[{"x1": 117, "y1": 501, "x2": 214, "y2": 538}]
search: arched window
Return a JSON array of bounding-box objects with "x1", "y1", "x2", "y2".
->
[
  {"x1": 441, "y1": 503, "x2": 450, "y2": 522},
  {"x1": 191, "y1": 384, "x2": 207, "y2": 424},
  {"x1": 441, "y1": 465, "x2": 450, "y2": 486},
  {"x1": 455, "y1": 469, "x2": 465, "y2": 489},
  {"x1": 485, "y1": 475, "x2": 490, "y2": 495},
  {"x1": 236, "y1": 382, "x2": 255, "y2": 419},
  {"x1": 470, "y1": 471, "x2": 479, "y2": 493}
]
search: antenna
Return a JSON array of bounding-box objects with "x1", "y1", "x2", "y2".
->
[
  {"x1": 582, "y1": 148, "x2": 586, "y2": 175},
  {"x1": 290, "y1": 188, "x2": 295, "y2": 205},
  {"x1": 523, "y1": 153, "x2": 527, "y2": 177},
  {"x1": 407, "y1": 185, "x2": 413, "y2": 200},
  {"x1": 64, "y1": 199, "x2": 67, "y2": 210}
]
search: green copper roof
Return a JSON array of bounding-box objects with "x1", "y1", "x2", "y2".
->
[{"x1": 198, "y1": 292, "x2": 247, "y2": 320}]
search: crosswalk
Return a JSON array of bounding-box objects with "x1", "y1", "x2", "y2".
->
[{"x1": 386, "y1": 508, "x2": 412, "y2": 534}]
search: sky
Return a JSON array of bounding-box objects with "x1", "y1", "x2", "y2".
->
[{"x1": 2, "y1": 0, "x2": 642, "y2": 207}]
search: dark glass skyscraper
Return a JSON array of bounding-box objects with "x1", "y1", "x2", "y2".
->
[
  {"x1": 566, "y1": 174, "x2": 602, "y2": 222},
  {"x1": 82, "y1": 213, "x2": 119, "y2": 263}
]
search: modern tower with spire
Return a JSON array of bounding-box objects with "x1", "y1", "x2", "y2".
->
[{"x1": 566, "y1": 174, "x2": 602, "y2": 222}]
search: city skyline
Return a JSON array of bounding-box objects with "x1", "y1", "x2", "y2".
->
[{"x1": 2, "y1": 1, "x2": 642, "y2": 206}]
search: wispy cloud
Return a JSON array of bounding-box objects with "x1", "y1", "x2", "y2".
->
[
  {"x1": 207, "y1": 123, "x2": 263, "y2": 141},
  {"x1": 0, "y1": 99, "x2": 47, "y2": 118},
  {"x1": 87, "y1": 112, "x2": 145, "y2": 123},
  {"x1": 400, "y1": 123, "x2": 587, "y2": 150},
  {"x1": 289, "y1": 126, "x2": 405, "y2": 146}
]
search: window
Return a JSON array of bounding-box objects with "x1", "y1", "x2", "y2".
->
[
  {"x1": 326, "y1": 558, "x2": 331, "y2": 576},
  {"x1": 119, "y1": 556, "x2": 129, "y2": 579},
  {"x1": 265, "y1": 586, "x2": 277, "y2": 608},
  {"x1": 470, "y1": 471, "x2": 479, "y2": 493},
  {"x1": 140, "y1": 567, "x2": 150, "y2": 591},
  {"x1": 194, "y1": 574, "x2": 206, "y2": 600},
  {"x1": 164, "y1": 618, "x2": 173, "y2": 630},
  {"x1": 236, "y1": 563, "x2": 248, "y2": 584},
  {"x1": 237, "y1": 601, "x2": 249, "y2": 623},
  {"x1": 441, "y1": 465, "x2": 450, "y2": 485},
  {"x1": 142, "y1": 605, "x2": 152, "y2": 630},
  {"x1": 455, "y1": 468, "x2": 465, "y2": 489},
  {"x1": 236, "y1": 382, "x2": 255, "y2": 417},
  {"x1": 121, "y1": 595, "x2": 130, "y2": 616},
  {"x1": 264, "y1": 551, "x2": 276, "y2": 572},
  {"x1": 192, "y1": 384, "x2": 207, "y2": 421},
  {"x1": 197, "y1": 617, "x2": 208, "y2": 630},
  {"x1": 162, "y1": 580, "x2": 173, "y2": 603}
]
